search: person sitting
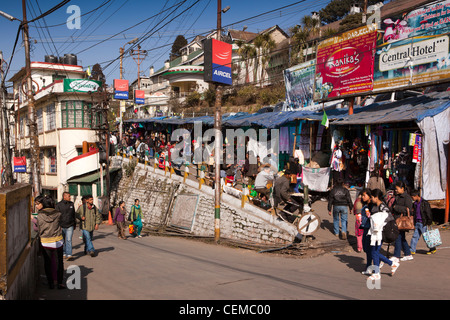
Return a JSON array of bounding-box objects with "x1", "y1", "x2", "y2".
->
[
  {"x1": 273, "y1": 170, "x2": 300, "y2": 222},
  {"x1": 254, "y1": 164, "x2": 274, "y2": 201}
]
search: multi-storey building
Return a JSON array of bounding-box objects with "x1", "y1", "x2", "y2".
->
[{"x1": 8, "y1": 56, "x2": 107, "y2": 206}]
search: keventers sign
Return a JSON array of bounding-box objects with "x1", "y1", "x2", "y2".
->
[
  {"x1": 204, "y1": 38, "x2": 232, "y2": 85},
  {"x1": 314, "y1": 25, "x2": 377, "y2": 101},
  {"x1": 64, "y1": 79, "x2": 102, "y2": 92}
]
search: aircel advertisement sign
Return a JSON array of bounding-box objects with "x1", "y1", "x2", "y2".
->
[
  {"x1": 374, "y1": 0, "x2": 450, "y2": 91},
  {"x1": 63, "y1": 79, "x2": 102, "y2": 93},
  {"x1": 204, "y1": 38, "x2": 232, "y2": 85}
]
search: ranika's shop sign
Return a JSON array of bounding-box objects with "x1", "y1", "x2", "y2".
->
[
  {"x1": 374, "y1": 0, "x2": 450, "y2": 91},
  {"x1": 314, "y1": 25, "x2": 377, "y2": 101}
]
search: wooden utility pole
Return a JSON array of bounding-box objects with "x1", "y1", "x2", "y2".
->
[
  {"x1": 22, "y1": 0, "x2": 41, "y2": 198},
  {"x1": 0, "y1": 51, "x2": 13, "y2": 186},
  {"x1": 130, "y1": 45, "x2": 147, "y2": 90},
  {"x1": 213, "y1": 0, "x2": 223, "y2": 243}
]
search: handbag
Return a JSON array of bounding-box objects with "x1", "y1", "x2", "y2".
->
[
  {"x1": 395, "y1": 210, "x2": 415, "y2": 231},
  {"x1": 423, "y1": 226, "x2": 442, "y2": 248}
]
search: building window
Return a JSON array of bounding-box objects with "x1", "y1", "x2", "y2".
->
[
  {"x1": 36, "y1": 108, "x2": 43, "y2": 133},
  {"x1": 52, "y1": 74, "x2": 66, "y2": 82},
  {"x1": 61, "y1": 100, "x2": 101, "y2": 129},
  {"x1": 46, "y1": 103, "x2": 56, "y2": 131},
  {"x1": 48, "y1": 148, "x2": 57, "y2": 173},
  {"x1": 39, "y1": 151, "x2": 45, "y2": 173}
]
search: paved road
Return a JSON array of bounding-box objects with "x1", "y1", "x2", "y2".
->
[{"x1": 36, "y1": 221, "x2": 450, "y2": 301}]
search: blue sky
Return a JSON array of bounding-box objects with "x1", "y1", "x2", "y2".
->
[{"x1": 0, "y1": 0, "x2": 330, "y2": 88}]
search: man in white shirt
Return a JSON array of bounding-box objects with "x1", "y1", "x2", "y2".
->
[{"x1": 254, "y1": 164, "x2": 274, "y2": 200}]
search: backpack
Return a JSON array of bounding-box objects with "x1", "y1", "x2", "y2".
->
[
  {"x1": 382, "y1": 212, "x2": 399, "y2": 244},
  {"x1": 384, "y1": 190, "x2": 396, "y2": 210}
]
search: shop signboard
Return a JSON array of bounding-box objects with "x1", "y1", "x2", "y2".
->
[
  {"x1": 203, "y1": 38, "x2": 232, "y2": 85},
  {"x1": 114, "y1": 79, "x2": 129, "y2": 100},
  {"x1": 314, "y1": 25, "x2": 377, "y2": 101},
  {"x1": 283, "y1": 60, "x2": 315, "y2": 108},
  {"x1": 135, "y1": 90, "x2": 145, "y2": 104},
  {"x1": 63, "y1": 79, "x2": 102, "y2": 93},
  {"x1": 13, "y1": 157, "x2": 26, "y2": 173},
  {"x1": 374, "y1": 0, "x2": 450, "y2": 91}
]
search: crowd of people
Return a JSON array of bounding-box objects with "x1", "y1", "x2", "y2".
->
[
  {"x1": 328, "y1": 179, "x2": 437, "y2": 281},
  {"x1": 32, "y1": 192, "x2": 144, "y2": 289}
]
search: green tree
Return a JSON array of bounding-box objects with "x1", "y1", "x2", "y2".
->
[
  {"x1": 170, "y1": 35, "x2": 188, "y2": 61},
  {"x1": 254, "y1": 33, "x2": 276, "y2": 87},
  {"x1": 319, "y1": 0, "x2": 383, "y2": 24},
  {"x1": 289, "y1": 15, "x2": 321, "y2": 65},
  {"x1": 89, "y1": 63, "x2": 105, "y2": 82}
]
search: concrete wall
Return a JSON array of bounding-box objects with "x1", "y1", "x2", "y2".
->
[
  {"x1": 110, "y1": 157, "x2": 298, "y2": 245},
  {"x1": 0, "y1": 184, "x2": 39, "y2": 300}
]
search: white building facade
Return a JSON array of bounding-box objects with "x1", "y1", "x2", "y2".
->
[{"x1": 9, "y1": 60, "x2": 105, "y2": 204}]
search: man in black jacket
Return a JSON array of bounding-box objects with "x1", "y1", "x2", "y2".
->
[
  {"x1": 56, "y1": 192, "x2": 76, "y2": 260},
  {"x1": 274, "y1": 170, "x2": 300, "y2": 222},
  {"x1": 327, "y1": 178, "x2": 353, "y2": 239},
  {"x1": 410, "y1": 189, "x2": 436, "y2": 254}
]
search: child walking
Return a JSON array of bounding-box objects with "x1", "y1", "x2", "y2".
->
[{"x1": 410, "y1": 189, "x2": 436, "y2": 255}]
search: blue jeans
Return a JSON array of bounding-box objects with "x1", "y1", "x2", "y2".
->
[
  {"x1": 82, "y1": 229, "x2": 95, "y2": 253},
  {"x1": 332, "y1": 205, "x2": 348, "y2": 235},
  {"x1": 62, "y1": 226, "x2": 74, "y2": 256},
  {"x1": 371, "y1": 242, "x2": 393, "y2": 269},
  {"x1": 394, "y1": 230, "x2": 411, "y2": 258},
  {"x1": 410, "y1": 222, "x2": 427, "y2": 253}
]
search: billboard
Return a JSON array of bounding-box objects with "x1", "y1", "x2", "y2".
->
[
  {"x1": 204, "y1": 38, "x2": 232, "y2": 85},
  {"x1": 13, "y1": 157, "x2": 26, "y2": 173},
  {"x1": 63, "y1": 79, "x2": 102, "y2": 93},
  {"x1": 114, "y1": 79, "x2": 129, "y2": 100},
  {"x1": 314, "y1": 25, "x2": 377, "y2": 101},
  {"x1": 135, "y1": 90, "x2": 145, "y2": 104},
  {"x1": 283, "y1": 60, "x2": 315, "y2": 108},
  {"x1": 374, "y1": 0, "x2": 450, "y2": 91}
]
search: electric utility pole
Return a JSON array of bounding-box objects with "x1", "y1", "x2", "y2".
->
[
  {"x1": 214, "y1": 0, "x2": 223, "y2": 243},
  {"x1": 22, "y1": 0, "x2": 41, "y2": 198},
  {"x1": 130, "y1": 45, "x2": 147, "y2": 90},
  {"x1": 0, "y1": 51, "x2": 13, "y2": 186}
]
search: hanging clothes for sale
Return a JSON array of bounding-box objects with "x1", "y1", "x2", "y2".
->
[{"x1": 279, "y1": 126, "x2": 290, "y2": 153}]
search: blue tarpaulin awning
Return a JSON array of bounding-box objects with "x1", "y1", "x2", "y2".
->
[{"x1": 333, "y1": 91, "x2": 450, "y2": 125}]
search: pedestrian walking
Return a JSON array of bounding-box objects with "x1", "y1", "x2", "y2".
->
[
  {"x1": 358, "y1": 189, "x2": 374, "y2": 271},
  {"x1": 129, "y1": 199, "x2": 143, "y2": 238},
  {"x1": 410, "y1": 189, "x2": 436, "y2": 255},
  {"x1": 354, "y1": 189, "x2": 372, "y2": 253},
  {"x1": 327, "y1": 178, "x2": 353, "y2": 239},
  {"x1": 392, "y1": 181, "x2": 414, "y2": 261},
  {"x1": 55, "y1": 192, "x2": 76, "y2": 260},
  {"x1": 76, "y1": 195, "x2": 102, "y2": 257},
  {"x1": 365, "y1": 189, "x2": 400, "y2": 281},
  {"x1": 114, "y1": 201, "x2": 127, "y2": 240},
  {"x1": 35, "y1": 195, "x2": 65, "y2": 289}
]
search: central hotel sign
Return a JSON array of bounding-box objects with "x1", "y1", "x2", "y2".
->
[{"x1": 373, "y1": 0, "x2": 450, "y2": 91}]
